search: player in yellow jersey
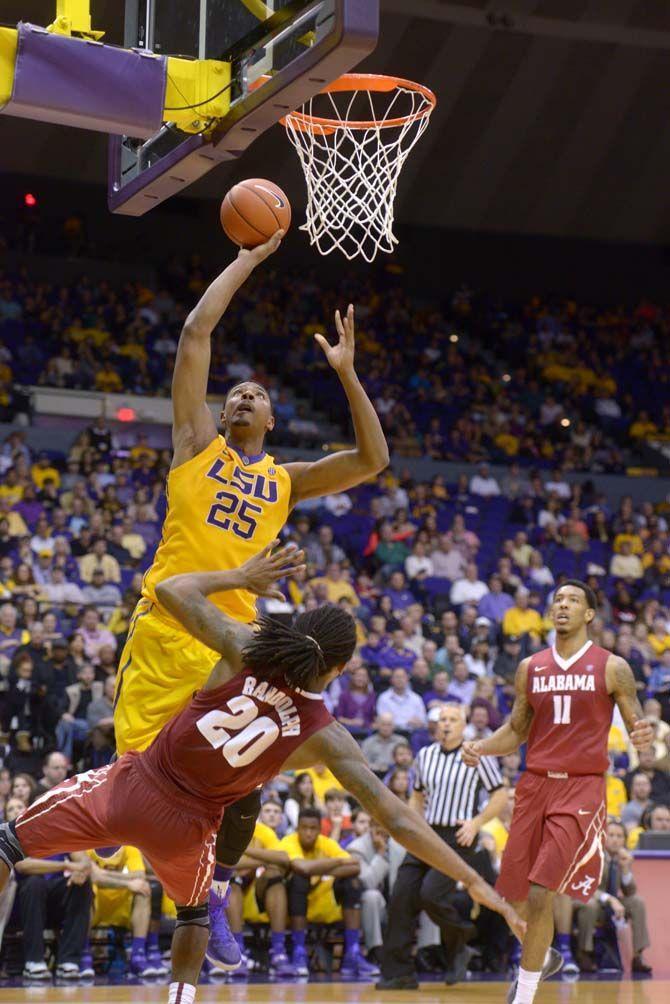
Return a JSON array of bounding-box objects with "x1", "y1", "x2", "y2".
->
[{"x1": 113, "y1": 228, "x2": 389, "y2": 969}]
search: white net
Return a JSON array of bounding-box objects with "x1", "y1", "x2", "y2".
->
[{"x1": 284, "y1": 77, "x2": 435, "y2": 262}]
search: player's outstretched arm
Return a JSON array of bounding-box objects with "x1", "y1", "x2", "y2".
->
[
  {"x1": 172, "y1": 231, "x2": 284, "y2": 467},
  {"x1": 288, "y1": 721, "x2": 526, "y2": 942},
  {"x1": 284, "y1": 305, "x2": 389, "y2": 506},
  {"x1": 155, "y1": 541, "x2": 305, "y2": 671},
  {"x1": 462, "y1": 658, "x2": 533, "y2": 767},
  {"x1": 606, "y1": 654, "x2": 653, "y2": 751}
]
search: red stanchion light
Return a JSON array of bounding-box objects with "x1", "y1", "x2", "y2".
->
[
  {"x1": 116, "y1": 407, "x2": 136, "y2": 422},
  {"x1": 24, "y1": 193, "x2": 37, "y2": 207}
]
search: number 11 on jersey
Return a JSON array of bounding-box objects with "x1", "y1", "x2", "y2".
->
[{"x1": 553, "y1": 695, "x2": 572, "y2": 725}]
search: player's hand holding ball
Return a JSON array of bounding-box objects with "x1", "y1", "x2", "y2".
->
[{"x1": 629, "y1": 717, "x2": 654, "y2": 751}]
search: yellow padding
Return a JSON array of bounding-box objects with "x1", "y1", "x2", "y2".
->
[
  {"x1": 165, "y1": 57, "x2": 231, "y2": 133},
  {"x1": 0, "y1": 27, "x2": 18, "y2": 109}
]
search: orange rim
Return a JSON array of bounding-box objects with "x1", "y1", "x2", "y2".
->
[{"x1": 280, "y1": 73, "x2": 437, "y2": 133}]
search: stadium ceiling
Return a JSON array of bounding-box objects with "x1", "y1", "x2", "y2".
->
[{"x1": 4, "y1": 0, "x2": 670, "y2": 243}]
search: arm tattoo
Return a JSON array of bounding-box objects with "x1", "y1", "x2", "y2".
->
[
  {"x1": 510, "y1": 660, "x2": 533, "y2": 740},
  {"x1": 610, "y1": 656, "x2": 643, "y2": 730}
]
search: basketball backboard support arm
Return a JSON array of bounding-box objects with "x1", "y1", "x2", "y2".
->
[{"x1": 108, "y1": 0, "x2": 378, "y2": 216}]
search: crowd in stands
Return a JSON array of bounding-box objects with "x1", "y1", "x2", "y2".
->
[
  {"x1": 0, "y1": 418, "x2": 668, "y2": 980},
  {"x1": 2, "y1": 261, "x2": 670, "y2": 469}
]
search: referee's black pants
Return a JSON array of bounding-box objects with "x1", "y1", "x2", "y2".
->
[{"x1": 380, "y1": 826, "x2": 478, "y2": 981}]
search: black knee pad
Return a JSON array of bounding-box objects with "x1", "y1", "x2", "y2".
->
[
  {"x1": 287, "y1": 872, "x2": 310, "y2": 916},
  {"x1": 255, "y1": 873, "x2": 284, "y2": 914},
  {"x1": 0, "y1": 822, "x2": 25, "y2": 871},
  {"x1": 215, "y1": 788, "x2": 262, "y2": 866},
  {"x1": 175, "y1": 904, "x2": 209, "y2": 930},
  {"x1": 334, "y1": 876, "x2": 361, "y2": 910},
  {"x1": 149, "y1": 878, "x2": 163, "y2": 920}
]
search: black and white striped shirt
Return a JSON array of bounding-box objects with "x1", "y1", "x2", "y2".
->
[{"x1": 414, "y1": 742, "x2": 503, "y2": 827}]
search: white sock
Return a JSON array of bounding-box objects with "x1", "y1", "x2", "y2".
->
[
  {"x1": 513, "y1": 967, "x2": 542, "y2": 1004},
  {"x1": 168, "y1": 982, "x2": 196, "y2": 1004},
  {"x1": 211, "y1": 878, "x2": 229, "y2": 899}
]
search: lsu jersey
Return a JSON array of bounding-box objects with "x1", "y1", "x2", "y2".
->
[{"x1": 143, "y1": 436, "x2": 291, "y2": 625}]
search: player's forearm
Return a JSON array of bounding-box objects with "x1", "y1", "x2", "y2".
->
[
  {"x1": 339, "y1": 369, "x2": 390, "y2": 474},
  {"x1": 156, "y1": 573, "x2": 251, "y2": 658},
  {"x1": 476, "y1": 722, "x2": 524, "y2": 757},
  {"x1": 244, "y1": 848, "x2": 290, "y2": 869},
  {"x1": 409, "y1": 790, "x2": 425, "y2": 816},
  {"x1": 15, "y1": 859, "x2": 67, "y2": 876},
  {"x1": 184, "y1": 258, "x2": 255, "y2": 338},
  {"x1": 380, "y1": 800, "x2": 476, "y2": 886}
]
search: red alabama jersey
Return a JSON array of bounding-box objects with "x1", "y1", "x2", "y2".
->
[
  {"x1": 142, "y1": 672, "x2": 333, "y2": 815},
  {"x1": 525, "y1": 641, "x2": 613, "y2": 777}
]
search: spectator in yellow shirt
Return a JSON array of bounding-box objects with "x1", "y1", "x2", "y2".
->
[
  {"x1": 629, "y1": 411, "x2": 658, "y2": 440},
  {"x1": 227, "y1": 821, "x2": 292, "y2": 973},
  {"x1": 502, "y1": 588, "x2": 544, "y2": 641},
  {"x1": 309, "y1": 562, "x2": 359, "y2": 606},
  {"x1": 0, "y1": 468, "x2": 23, "y2": 506},
  {"x1": 94, "y1": 363, "x2": 123, "y2": 393},
  {"x1": 613, "y1": 522, "x2": 644, "y2": 555},
  {"x1": 279, "y1": 808, "x2": 374, "y2": 978},
  {"x1": 648, "y1": 616, "x2": 670, "y2": 656},
  {"x1": 79, "y1": 539, "x2": 121, "y2": 584},
  {"x1": 87, "y1": 845, "x2": 166, "y2": 976},
  {"x1": 304, "y1": 764, "x2": 345, "y2": 803},
  {"x1": 129, "y1": 434, "x2": 158, "y2": 468},
  {"x1": 31, "y1": 453, "x2": 61, "y2": 490},
  {"x1": 0, "y1": 500, "x2": 28, "y2": 538}
]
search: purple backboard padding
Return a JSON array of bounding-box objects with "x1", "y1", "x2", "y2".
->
[
  {"x1": 4, "y1": 22, "x2": 165, "y2": 138},
  {"x1": 109, "y1": 0, "x2": 379, "y2": 214}
]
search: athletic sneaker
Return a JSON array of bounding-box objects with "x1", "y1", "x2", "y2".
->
[
  {"x1": 55, "y1": 963, "x2": 81, "y2": 980},
  {"x1": 79, "y1": 953, "x2": 95, "y2": 978},
  {"x1": 506, "y1": 947, "x2": 563, "y2": 1004},
  {"x1": 229, "y1": 953, "x2": 253, "y2": 980},
  {"x1": 145, "y1": 948, "x2": 169, "y2": 977},
  {"x1": 340, "y1": 953, "x2": 381, "y2": 980},
  {"x1": 559, "y1": 947, "x2": 580, "y2": 976},
  {"x1": 206, "y1": 886, "x2": 242, "y2": 971},
  {"x1": 22, "y1": 961, "x2": 51, "y2": 981},
  {"x1": 269, "y1": 951, "x2": 296, "y2": 978},
  {"x1": 130, "y1": 949, "x2": 153, "y2": 977},
  {"x1": 291, "y1": 947, "x2": 309, "y2": 977}
]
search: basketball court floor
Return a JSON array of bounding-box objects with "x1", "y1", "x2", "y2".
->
[{"x1": 0, "y1": 980, "x2": 666, "y2": 1003}]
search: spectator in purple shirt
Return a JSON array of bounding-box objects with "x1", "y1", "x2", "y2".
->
[
  {"x1": 382, "y1": 571, "x2": 415, "y2": 616},
  {"x1": 336, "y1": 664, "x2": 376, "y2": 737},
  {"x1": 378, "y1": 630, "x2": 417, "y2": 673},
  {"x1": 423, "y1": 669, "x2": 451, "y2": 709},
  {"x1": 15, "y1": 485, "x2": 45, "y2": 530},
  {"x1": 446, "y1": 657, "x2": 477, "y2": 705},
  {"x1": 358, "y1": 630, "x2": 386, "y2": 670},
  {"x1": 477, "y1": 573, "x2": 515, "y2": 623}
]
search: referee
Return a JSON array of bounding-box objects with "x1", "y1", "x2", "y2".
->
[{"x1": 377, "y1": 703, "x2": 508, "y2": 990}]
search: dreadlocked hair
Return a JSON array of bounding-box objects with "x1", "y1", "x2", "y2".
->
[{"x1": 242, "y1": 605, "x2": 357, "y2": 692}]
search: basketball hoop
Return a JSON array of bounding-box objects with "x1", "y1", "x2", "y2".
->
[{"x1": 282, "y1": 73, "x2": 437, "y2": 262}]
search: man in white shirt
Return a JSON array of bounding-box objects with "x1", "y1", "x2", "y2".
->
[
  {"x1": 42, "y1": 568, "x2": 85, "y2": 607},
  {"x1": 405, "y1": 543, "x2": 434, "y2": 581},
  {"x1": 431, "y1": 536, "x2": 467, "y2": 581},
  {"x1": 376, "y1": 668, "x2": 427, "y2": 731},
  {"x1": 449, "y1": 563, "x2": 489, "y2": 607},
  {"x1": 545, "y1": 468, "x2": 571, "y2": 500},
  {"x1": 469, "y1": 464, "x2": 501, "y2": 499},
  {"x1": 610, "y1": 542, "x2": 644, "y2": 581}
]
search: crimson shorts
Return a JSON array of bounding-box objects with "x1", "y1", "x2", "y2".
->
[
  {"x1": 14, "y1": 753, "x2": 221, "y2": 907},
  {"x1": 497, "y1": 770, "x2": 607, "y2": 904}
]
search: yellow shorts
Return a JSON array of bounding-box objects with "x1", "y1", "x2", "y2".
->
[
  {"x1": 305, "y1": 879, "x2": 342, "y2": 925},
  {"x1": 93, "y1": 888, "x2": 133, "y2": 929},
  {"x1": 113, "y1": 600, "x2": 220, "y2": 753}
]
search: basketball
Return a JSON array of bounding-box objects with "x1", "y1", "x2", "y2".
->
[{"x1": 220, "y1": 178, "x2": 291, "y2": 248}]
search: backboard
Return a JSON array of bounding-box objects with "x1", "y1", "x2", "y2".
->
[{"x1": 109, "y1": 0, "x2": 378, "y2": 215}]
